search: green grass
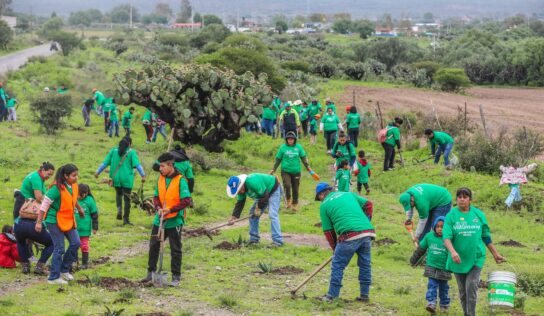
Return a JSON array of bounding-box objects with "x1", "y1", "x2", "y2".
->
[
  {"x1": 0, "y1": 44, "x2": 543, "y2": 315},
  {"x1": 0, "y1": 33, "x2": 42, "y2": 57},
  {"x1": 323, "y1": 33, "x2": 363, "y2": 45}
]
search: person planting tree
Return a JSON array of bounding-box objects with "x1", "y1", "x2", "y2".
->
[
  {"x1": 381, "y1": 117, "x2": 403, "y2": 171},
  {"x1": 320, "y1": 108, "x2": 343, "y2": 154},
  {"x1": 269, "y1": 131, "x2": 316, "y2": 211},
  {"x1": 424, "y1": 129, "x2": 455, "y2": 167},
  {"x1": 443, "y1": 188, "x2": 505, "y2": 316},
  {"x1": 142, "y1": 153, "x2": 192, "y2": 287},
  {"x1": 399, "y1": 183, "x2": 452, "y2": 245},
  {"x1": 226, "y1": 173, "x2": 283, "y2": 247},
  {"x1": 331, "y1": 131, "x2": 356, "y2": 169},
  {"x1": 315, "y1": 182, "x2": 374, "y2": 302}
]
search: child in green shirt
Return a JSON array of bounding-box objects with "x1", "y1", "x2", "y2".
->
[
  {"x1": 309, "y1": 114, "x2": 320, "y2": 144},
  {"x1": 76, "y1": 184, "x2": 99, "y2": 269},
  {"x1": 410, "y1": 216, "x2": 451, "y2": 314},
  {"x1": 354, "y1": 150, "x2": 371, "y2": 195},
  {"x1": 335, "y1": 160, "x2": 351, "y2": 192}
]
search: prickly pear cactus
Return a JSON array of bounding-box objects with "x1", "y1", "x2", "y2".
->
[{"x1": 113, "y1": 62, "x2": 272, "y2": 152}]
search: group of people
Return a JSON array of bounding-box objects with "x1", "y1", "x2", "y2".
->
[
  {"x1": 0, "y1": 81, "x2": 18, "y2": 122},
  {"x1": 89, "y1": 88, "x2": 132, "y2": 138}
]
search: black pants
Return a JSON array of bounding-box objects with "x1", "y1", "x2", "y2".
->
[
  {"x1": 324, "y1": 131, "x2": 337, "y2": 150},
  {"x1": 14, "y1": 219, "x2": 54, "y2": 263},
  {"x1": 281, "y1": 171, "x2": 301, "y2": 204},
  {"x1": 13, "y1": 191, "x2": 25, "y2": 220},
  {"x1": 301, "y1": 120, "x2": 309, "y2": 137},
  {"x1": 357, "y1": 182, "x2": 370, "y2": 193},
  {"x1": 348, "y1": 128, "x2": 359, "y2": 147},
  {"x1": 147, "y1": 225, "x2": 182, "y2": 277},
  {"x1": 124, "y1": 127, "x2": 131, "y2": 136},
  {"x1": 0, "y1": 104, "x2": 7, "y2": 122},
  {"x1": 104, "y1": 112, "x2": 110, "y2": 133},
  {"x1": 382, "y1": 143, "x2": 396, "y2": 171},
  {"x1": 114, "y1": 187, "x2": 132, "y2": 220}
]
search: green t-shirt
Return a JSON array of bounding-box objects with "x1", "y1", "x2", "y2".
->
[
  {"x1": 356, "y1": 160, "x2": 371, "y2": 184},
  {"x1": 0, "y1": 87, "x2": 6, "y2": 104},
  {"x1": 275, "y1": 143, "x2": 307, "y2": 174},
  {"x1": 310, "y1": 118, "x2": 318, "y2": 130},
  {"x1": 122, "y1": 111, "x2": 133, "y2": 128},
  {"x1": 76, "y1": 195, "x2": 98, "y2": 237},
  {"x1": 419, "y1": 231, "x2": 448, "y2": 270},
  {"x1": 44, "y1": 184, "x2": 73, "y2": 225},
  {"x1": 322, "y1": 113, "x2": 340, "y2": 132},
  {"x1": 236, "y1": 173, "x2": 277, "y2": 201},
  {"x1": 102, "y1": 101, "x2": 112, "y2": 116},
  {"x1": 262, "y1": 103, "x2": 279, "y2": 120},
  {"x1": 174, "y1": 160, "x2": 194, "y2": 179},
  {"x1": 346, "y1": 113, "x2": 361, "y2": 129},
  {"x1": 320, "y1": 192, "x2": 374, "y2": 235},
  {"x1": 6, "y1": 98, "x2": 17, "y2": 108},
  {"x1": 109, "y1": 104, "x2": 119, "y2": 122},
  {"x1": 153, "y1": 176, "x2": 191, "y2": 229},
  {"x1": 443, "y1": 206, "x2": 491, "y2": 274},
  {"x1": 101, "y1": 148, "x2": 141, "y2": 189},
  {"x1": 399, "y1": 184, "x2": 452, "y2": 219},
  {"x1": 333, "y1": 142, "x2": 356, "y2": 166},
  {"x1": 57, "y1": 88, "x2": 68, "y2": 94},
  {"x1": 299, "y1": 106, "x2": 309, "y2": 121},
  {"x1": 430, "y1": 131, "x2": 455, "y2": 146},
  {"x1": 20, "y1": 171, "x2": 46, "y2": 199},
  {"x1": 335, "y1": 169, "x2": 351, "y2": 192},
  {"x1": 142, "y1": 110, "x2": 152, "y2": 123},
  {"x1": 308, "y1": 102, "x2": 322, "y2": 117},
  {"x1": 384, "y1": 124, "x2": 401, "y2": 147},
  {"x1": 94, "y1": 91, "x2": 106, "y2": 106},
  {"x1": 325, "y1": 103, "x2": 337, "y2": 114}
]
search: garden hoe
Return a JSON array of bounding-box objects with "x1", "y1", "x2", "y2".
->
[
  {"x1": 152, "y1": 211, "x2": 168, "y2": 287},
  {"x1": 203, "y1": 215, "x2": 251, "y2": 240},
  {"x1": 290, "y1": 256, "x2": 333, "y2": 298}
]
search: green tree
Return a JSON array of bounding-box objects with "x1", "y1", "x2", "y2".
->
[
  {"x1": 47, "y1": 31, "x2": 82, "y2": 56},
  {"x1": 110, "y1": 4, "x2": 140, "y2": 24},
  {"x1": 193, "y1": 12, "x2": 202, "y2": 23},
  {"x1": 223, "y1": 33, "x2": 266, "y2": 52},
  {"x1": 0, "y1": 0, "x2": 12, "y2": 15},
  {"x1": 291, "y1": 15, "x2": 306, "y2": 28},
  {"x1": 38, "y1": 17, "x2": 64, "y2": 37},
  {"x1": 275, "y1": 20, "x2": 288, "y2": 34},
  {"x1": 434, "y1": 68, "x2": 470, "y2": 92},
  {"x1": 352, "y1": 19, "x2": 374, "y2": 39},
  {"x1": 30, "y1": 94, "x2": 72, "y2": 135},
  {"x1": 68, "y1": 11, "x2": 92, "y2": 26},
  {"x1": 203, "y1": 14, "x2": 223, "y2": 25},
  {"x1": 422, "y1": 12, "x2": 434, "y2": 23},
  {"x1": 189, "y1": 24, "x2": 230, "y2": 48},
  {"x1": 309, "y1": 13, "x2": 326, "y2": 23},
  {"x1": 0, "y1": 19, "x2": 13, "y2": 49},
  {"x1": 142, "y1": 13, "x2": 168, "y2": 25},
  {"x1": 177, "y1": 0, "x2": 192, "y2": 23},
  {"x1": 332, "y1": 19, "x2": 352, "y2": 34},
  {"x1": 154, "y1": 2, "x2": 173, "y2": 19},
  {"x1": 367, "y1": 38, "x2": 424, "y2": 70}
]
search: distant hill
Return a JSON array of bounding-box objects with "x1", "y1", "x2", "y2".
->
[{"x1": 12, "y1": 0, "x2": 544, "y2": 19}]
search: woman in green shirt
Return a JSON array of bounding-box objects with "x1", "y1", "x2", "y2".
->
[
  {"x1": 269, "y1": 131, "x2": 315, "y2": 211},
  {"x1": 13, "y1": 162, "x2": 55, "y2": 219},
  {"x1": 320, "y1": 108, "x2": 343, "y2": 154},
  {"x1": 443, "y1": 188, "x2": 505, "y2": 316},
  {"x1": 95, "y1": 137, "x2": 146, "y2": 225},
  {"x1": 345, "y1": 106, "x2": 361, "y2": 147}
]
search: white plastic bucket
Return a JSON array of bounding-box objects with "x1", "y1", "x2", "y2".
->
[{"x1": 488, "y1": 271, "x2": 516, "y2": 309}]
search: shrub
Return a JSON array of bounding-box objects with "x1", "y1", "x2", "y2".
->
[
  {"x1": 311, "y1": 57, "x2": 337, "y2": 78},
  {"x1": 223, "y1": 34, "x2": 266, "y2": 53},
  {"x1": 0, "y1": 20, "x2": 14, "y2": 49},
  {"x1": 518, "y1": 273, "x2": 544, "y2": 297},
  {"x1": 281, "y1": 61, "x2": 310, "y2": 73},
  {"x1": 434, "y1": 68, "x2": 470, "y2": 92},
  {"x1": 30, "y1": 94, "x2": 73, "y2": 135},
  {"x1": 47, "y1": 31, "x2": 83, "y2": 56},
  {"x1": 343, "y1": 62, "x2": 366, "y2": 80},
  {"x1": 411, "y1": 61, "x2": 441, "y2": 82},
  {"x1": 157, "y1": 33, "x2": 189, "y2": 47}
]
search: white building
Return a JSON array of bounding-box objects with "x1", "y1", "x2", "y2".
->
[{"x1": 1, "y1": 16, "x2": 17, "y2": 30}]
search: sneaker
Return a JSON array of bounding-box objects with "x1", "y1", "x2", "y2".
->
[
  {"x1": 116, "y1": 211, "x2": 122, "y2": 220},
  {"x1": 269, "y1": 242, "x2": 283, "y2": 248},
  {"x1": 426, "y1": 303, "x2": 437, "y2": 314},
  {"x1": 326, "y1": 150, "x2": 331, "y2": 154},
  {"x1": 169, "y1": 275, "x2": 181, "y2": 287},
  {"x1": 318, "y1": 294, "x2": 334, "y2": 302},
  {"x1": 123, "y1": 220, "x2": 134, "y2": 226},
  {"x1": 48, "y1": 278, "x2": 68, "y2": 285},
  {"x1": 440, "y1": 306, "x2": 449, "y2": 313},
  {"x1": 22, "y1": 262, "x2": 31, "y2": 274},
  {"x1": 355, "y1": 295, "x2": 369, "y2": 303},
  {"x1": 60, "y1": 272, "x2": 74, "y2": 281},
  {"x1": 34, "y1": 262, "x2": 48, "y2": 275},
  {"x1": 141, "y1": 272, "x2": 152, "y2": 283}
]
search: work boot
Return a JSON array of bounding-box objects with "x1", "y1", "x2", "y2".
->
[
  {"x1": 141, "y1": 272, "x2": 152, "y2": 283},
  {"x1": 81, "y1": 252, "x2": 89, "y2": 270},
  {"x1": 22, "y1": 262, "x2": 31, "y2": 274},
  {"x1": 291, "y1": 203, "x2": 298, "y2": 212},
  {"x1": 286, "y1": 199, "x2": 292, "y2": 209},
  {"x1": 426, "y1": 303, "x2": 437, "y2": 314},
  {"x1": 169, "y1": 275, "x2": 181, "y2": 287},
  {"x1": 116, "y1": 208, "x2": 122, "y2": 220},
  {"x1": 317, "y1": 294, "x2": 334, "y2": 302},
  {"x1": 123, "y1": 219, "x2": 134, "y2": 226},
  {"x1": 34, "y1": 262, "x2": 48, "y2": 275},
  {"x1": 355, "y1": 295, "x2": 369, "y2": 303}
]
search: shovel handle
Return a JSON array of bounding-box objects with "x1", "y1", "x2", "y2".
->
[
  {"x1": 291, "y1": 256, "x2": 333, "y2": 295},
  {"x1": 207, "y1": 215, "x2": 251, "y2": 232}
]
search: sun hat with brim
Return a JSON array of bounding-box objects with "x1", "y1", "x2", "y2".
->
[
  {"x1": 226, "y1": 174, "x2": 248, "y2": 198},
  {"x1": 293, "y1": 100, "x2": 303, "y2": 105},
  {"x1": 399, "y1": 192, "x2": 412, "y2": 212},
  {"x1": 315, "y1": 182, "x2": 333, "y2": 201}
]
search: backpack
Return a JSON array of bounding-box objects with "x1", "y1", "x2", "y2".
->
[{"x1": 377, "y1": 126, "x2": 392, "y2": 143}]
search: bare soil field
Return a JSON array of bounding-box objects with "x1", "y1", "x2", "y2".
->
[{"x1": 340, "y1": 86, "x2": 544, "y2": 133}]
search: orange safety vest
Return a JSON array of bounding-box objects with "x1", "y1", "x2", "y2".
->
[
  {"x1": 57, "y1": 183, "x2": 79, "y2": 232},
  {"x1": 158, "y1": 174, "x2": 184, "y2": 220}
]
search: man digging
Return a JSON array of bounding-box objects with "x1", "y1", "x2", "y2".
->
[
  {"x1": 315, "y1": 182, "x2": 375, "y2": 302},
  {"x1": 142, "y1": 153, "x2": 192, "y2": 286}
]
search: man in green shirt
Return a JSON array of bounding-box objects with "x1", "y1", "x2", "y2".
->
[
  {"x1": 315, "y1": 182, "x2": 375, "y2": 302},
  {"x1": 107, "y1": 99, "x2": 119, "y2": 138},
  {"x1": 381, "y1": 117, "x2": 403, "y2": 171},
  {"x1": 142, "y1": 109, "x2": 154, "y2": 143},
  {"x1": 299, "y1": 101, "x2": 310, "y2": 137},
  {"x1": 102, "y1": 97, "x2": 113, "y2": 134},
  {"x1": 227, "y1": 173, "x2": 283, "y2": 246},
  {"x1": 320, "y1": 108, "x2": 343, "y2": 154},
  {"x1": 345, "y1": 106, "x2": 361, "y2": 147},
  {"x1": 261, "y1": 101, "x2": 279, "y2": 137},
  {"x1": 122, "y1": 107, "x2": 135, "y2": 136},
  {"x1": 6, "y1": 96, "x2": 17, "y2": 121},
  {"x1": 279, "y1": 103, "x2": 301, "y2": 137},
  {"x1": 142, "y1": 153, "x2": 192, "y2": 287},
  {"x1": 92, "y1": 88, "x2": 106, "y2": 116},
  {"x1": 399, "y1": 183, "x2": 452, "y2": 244},
  {"x1": 308, "y1": 99, "x2": 322, "y2": 118},
  {"x1": 424, "y1": 129, "x2": 455, "y2": 167},
  {"x1": 325, "y1": 97, "x2": 337, "y2": 114},
  {"x1": 57, "y1": 84, "x2": 68, "y2": 94}
]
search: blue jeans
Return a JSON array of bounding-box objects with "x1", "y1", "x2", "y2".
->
[
  {"x1": 248, "y1": 186, "x2": 283, "y2": 245},
  {"x1": 418, "y1": 203, "x2": 451, "y2": 242},
  {"x1": 426, "y1": 277, "x2": 450, "y2": 307},
  {"x1": 14, "y1": 219, "x2": 54, "y2": 263},
  {"x1": 45, "y1": 223, "x2": 80, "y2": 280},
  {"x1": 152, "y1": 125, "x2": 167, "y2": 141},
  {"x1": 261, "y1": 119, "x2": 274, "y2": 136},
  {"x1": 505, "y1": 184, "x2": 521, "y2": 207},
  {"x1": 328, "y1": 236, "x2": 372, "y2": 298},
  {"x1": 108, "y1": 120, "x2": 119, "y2": 137},
  {"x1": 434, "y1": 143, "x2": 454, "y2": 166}
]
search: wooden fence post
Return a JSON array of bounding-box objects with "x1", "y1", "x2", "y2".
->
[
  {"x1": 377, "y1": 101, "x2": 384, "y2": 129},
  {"x1": 464, "y1": 102, "x2": 467, "y2": 135},
  {"x1": 479, "y1": 104, "x2": 489, "y2": 138}
]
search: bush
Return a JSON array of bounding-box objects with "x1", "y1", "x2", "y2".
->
[
  {"x1": 343, "y1": 62, "x2": 366, "y2": 80},
  {"x1": 0, "y1": 20, "x2": 14, "y2": 49},
  {"x1": 281, "y1": 61, "x2": 310, "y2": 73},
  {"x1": 311, "y1": 56, "x2": 337, "y2": 78},
  {"x1": 157, "y1": 33, "x2": 189, "y2": 47},
  {"x1": 30, "y1": 94, "x2": 73, "y2": 135},
  {"x1": 47, "y1": 31, "x2": 83, "y2": 56},
  {"x1": 434, "y1": 68, "x2": 470, "y2": 92},
  {"x1": 411, "y1": 61, "x2": 441, "y2": 82}
]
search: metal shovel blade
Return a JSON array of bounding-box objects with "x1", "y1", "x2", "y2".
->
[{"x1": 151, "y1": 271, "x2": 169, "y2": 287}]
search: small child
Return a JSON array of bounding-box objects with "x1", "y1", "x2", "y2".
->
[
  {"x1": 410, "y1": 216, "x2": 451, "y2": 314},
  {"x1": 354, "y1": 150, "x2": 371, "y2": 195},
  {"x1": 76, "y1": 184, "x2": 99, "y2": 269},
  {"x1": 309, "y1": 114, "x2": 320, "y2": 144},
  {"x1": 0, "y1": 225, "x2": 20, "y2": 268},
  {"x1": 335, "y1": 160, "x2": 351, "y2": 192},
  {"x1": 499, "y1": 163, "x2": 537, "y2": 208}
]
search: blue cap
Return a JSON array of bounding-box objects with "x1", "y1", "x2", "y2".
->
[
  {"x1": 315, "y1": 182, "x2": 332, "y2": 201},
  {"x1": 226, "y1": 174, "x2": 247, "y2": 198}
]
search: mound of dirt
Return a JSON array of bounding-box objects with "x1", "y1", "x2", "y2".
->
[
  {"x1": 78, "y1": 277, "x2": 150, "y2": 291},
  {"x1": 271, "y1": 266, "x2": 304, "y2": 275},
  {"x1": 374, "y1": 238, "x2": 398, "y2": 246},
  {"x1": 498, "y1": 239, "x2": 526, "y2": 248},
  {"x1": 92, "y1": 256, "x2": 110, "y2": 264},
  {"x1": 213, "y1": 241, "x2": 241, "y2": 250}
]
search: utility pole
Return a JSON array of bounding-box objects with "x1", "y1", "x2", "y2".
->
[{"x1": 129, "y1": 2, "x2": 133, "y2": 29}]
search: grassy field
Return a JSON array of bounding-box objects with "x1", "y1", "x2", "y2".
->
[
  {"x1": 0, "y1": 46, "x2": 543, "y2": 315},
  {"x1": 0, "y1": 33, "x2": 43, "y2": 57}
]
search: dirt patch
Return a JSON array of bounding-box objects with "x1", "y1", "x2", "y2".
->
[
  {"x1": 374, "y1": 238, "x2": 398, "y2": 246},
  {"x1": 77, "y1": 277, "x2": 151, "y2": 291},
  {"x1": 498, "y1": 239, "x2": 526, "y2": 248},
  {"x1": 270, "y1": 266, "x2": 304, "y2": 275},
  {"x1": 136, "y1": 313, "x2": 171, "y2": 316},
  {"x1": 314, "y1": 222, "x2": 322, "y2": 228},
  {"x1": 92, "y1": 256, "x2": 111, "y2": 264},
  {"x1": 478, "y1": 279, "x2": 488, "y2": 289},
  {"x1": 261, "y1": 233, "x2": 329, "y2": 249},
  {"x1": 213, "y1": 241, "x2": 241, "y2": 250},
  {"x1": 14, "y1": 129, "x2": 30, "y2": 137}
]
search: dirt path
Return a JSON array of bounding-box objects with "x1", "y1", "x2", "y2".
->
[
  {"x1": 0, "y1": 44, "x2": 57, "y2": 75},
  {"x1": 261, "y1": 232, "x2": 329, "y2": 248},
  {"x1": 338, "y1": 86, "x2": 544, "y2": 133}
]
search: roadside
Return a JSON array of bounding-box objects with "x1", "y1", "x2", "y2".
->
[{"x1": 0, "y1": 44, "x2": 57, "y2": 76}]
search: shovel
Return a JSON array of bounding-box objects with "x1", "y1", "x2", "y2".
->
[
  {"x1": 398, "y1": 150, "x2": 405, "y2": 167},
  {"x1": 290, "y1": 256, "x2": 333, "y2": 298},
  {"x1": 203, "y1": 216, "x2": 250, "y2": 240},
  {"x1": 152, "y1": 211, "x2": 168, "y2": 287}
]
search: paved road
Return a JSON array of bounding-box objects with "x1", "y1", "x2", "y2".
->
[{"x1": 0, "y1": 44, "x2": 57, "y2": 76}]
